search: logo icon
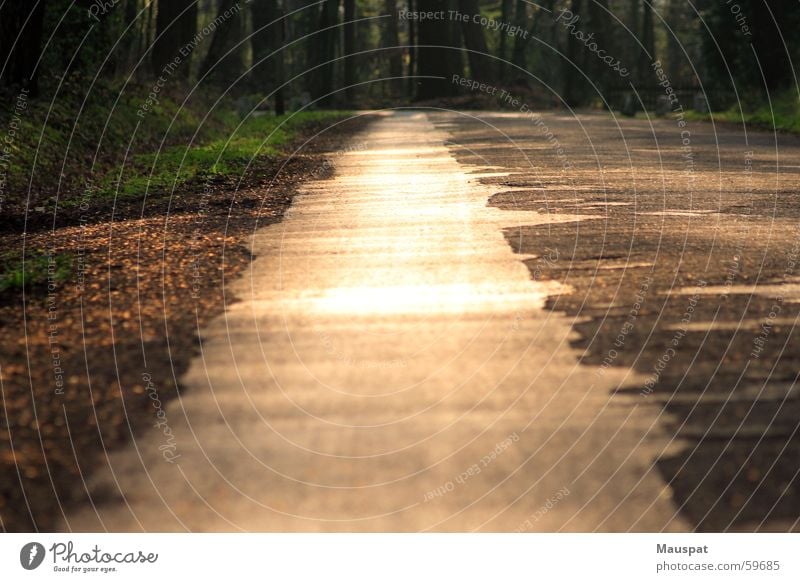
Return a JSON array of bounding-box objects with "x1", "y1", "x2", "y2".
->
[{"x1": 20, "y1": 542, "x2": 45, "y2": 570}]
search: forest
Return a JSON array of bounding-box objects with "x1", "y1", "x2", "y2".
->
[
  {"x1": 0, "y1": 1, "x2": 796, "y2": 216},
  {"x1": 2, "y1": 0, "x2": 800, "y2": 536},
  {"x1": 2, "y1": 1, "x2": 798, "y2": 113},
  {"x1": 0, "y1": 1, "x2": 797, "y2": 215},
  {"x1": 3, "y1": 0, "x2": 796, "y2": 102}
]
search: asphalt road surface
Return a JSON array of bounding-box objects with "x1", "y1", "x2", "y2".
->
[{"x1": 61, "y1": 109, "x2": 800, "y2": 532}]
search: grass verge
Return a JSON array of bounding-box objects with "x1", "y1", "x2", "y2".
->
[
  {"x1": 0, "y1": 251, "x2": 72, "y2": 292},
  {"x1": 0, "y1": 108, "x2": 372, "y2": 532},
  {"x1": 0, "y1": 80, "x2": 351, "y2": 215},
  {"x1": 93, "y1": 110, "x2": 348, "y2": 204},
  {"x1": 685, "y1": 91, "x2": 800, "y2": 134}
]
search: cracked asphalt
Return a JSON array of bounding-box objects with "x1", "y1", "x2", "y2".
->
[
  {"x1": 59, "y1": 109, "x2": 799, "y2": 532},
  {"x1": 439, "y1": 109, "x2": 800, "y2": 531}
]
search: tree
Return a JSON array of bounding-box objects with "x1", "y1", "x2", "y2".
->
[
  {"x1": 0, "y1": 0, "x2": 47, "y2": 97},
  {"x1": 497, "y1": 0, "x2": 513, "y2": 78},
  {"x1": 407, "y1": 0, "x2": 417, "y2": 97},
  {"x1": 118, "y1": 0, "x2": 140, "y2": 75},
  {"x1": 587, "y1": 0, "x2": 612, "y2": 98},
  {"x1": 459, "y1": 0, "x2": 493, "y2": 82},
  {"x1": 152, "y1": 0, "x2": 197, "y2": 78},
  {"x1": 200, "y1": 0, "x2": 247, "y2": 87},
  {"x1": 343, "y1": 0, "x2": 357, "y2": 100},
  {"x1": 251, "y1": 0, "x2": 286, "y2": 114},
  {"x1": 382, "y1": 0, "x2": 403, "y2": 97},
  {"x1": 510, "y1": 0, "x2": 528, "y2": 72},
  {"x1": 309, "y1": 0, "x2": 341, "y2": 105},
  {"x1": 415, "y1": 0, "x2": 462, "y2": 99},
  {"x1": 562, "y1": 0, "x2": 583, "y2": 106},
  {"x1": 508, "y1": 0, "x2": 552, "y2": 84},
  {"x1": 638, "y1": 0, "x2": 655, "y2": 83},
  {"x1": 664, "y1": 0, "x2": 685, "y2": 87},
  {"x1": 700, "y1": 0, "x2": 800, "y2": 105}
]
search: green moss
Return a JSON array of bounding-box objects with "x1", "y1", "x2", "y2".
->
[
  {"x1": 0, "y1": 251, "x2": 71, "y2": 292},
  {"x1": 1, "y1": 81, "x2": 351, "y2": 210},
  {"x1": 93, "y1": 110, "x2": 350, "y2": 202},
  {"x1": 687, "y1": 91, "x2": 800, "y2": 134}
]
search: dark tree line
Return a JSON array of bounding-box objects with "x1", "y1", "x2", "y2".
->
[{"x1": 1, "y1": 1, "x2": 799, "y2": 110}]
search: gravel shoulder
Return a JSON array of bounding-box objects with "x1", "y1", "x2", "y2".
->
[
  {"x1": 0, "y1": 115, "x2": 374, "y2": 532},
  {"x1": 437, "y1": 110, "x2": 800, "y2": 531}
]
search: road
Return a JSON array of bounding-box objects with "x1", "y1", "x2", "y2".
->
[{"x1": 61, "y1": 109, "x2": 800, "y2": 532}]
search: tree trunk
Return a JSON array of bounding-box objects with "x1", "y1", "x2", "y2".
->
[
  {"x1": 310, "y1": 0, "x2": 341, "y2": 105},
  {"x1": 343, "y1": 0, "x2": 356, "y2": 100},
  {"x1": 407, "y1": 0, "x2": 417, "y2": 97},
  {"x1": 665, "y1": 0, "x2": 683, "y2": 87},
  {"x1": 497, "y1": 0, "x2": 513, "y2": 78},
  {"x1": 250, "y1": 0, "x2": 286, "y2": 114},
  {"x1": 446, "y1": 1, "x2": 463, "y2": 83},
  {"x1": 152, "y1": 0, "x2": 197, "y2": 78},
  {"x1": 0, "y1": 0, "x2": 46, "y2": 96},
  {"x1": 458, "y1": 0, "x2": 492, "y2": 82},
  {"x1": 383, "y1": 0, "x2": 402, "y2": 96},
  {"x1": 508, "y1": 0, "x2": 552, "y2": 83},
  {"x1": 415, "y1": 0, "x2": 461, "y2": 100},
  {"x1": 562, "y1": 0, "x2": 583, "y2": 106},
  {"x1": 510, "y1": 0, "x2": 528, "y2": 72},
  {"x1": 626, "y1": 0, "x2": 639, "y2": 82},
  {"x1": 118, "y1": 0, "x2": 139, "y2": 74},
  {"x1": 638, "y1": 0, "x2": 654, "y2": 82},
  {"x1": 587, "y1": 0, "x2": 610, "y2": 95},
  {"x1": 200, "y1": 0, "x2": 247, "y2": 86},
  {"x1": 274, "y1": 6, "x2": 286, "y2": 115},
  {"x1": 145, "y1": 0, "x2": 155, "y2": 55}
]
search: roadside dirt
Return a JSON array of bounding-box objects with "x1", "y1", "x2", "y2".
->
[
  {"x1": 0, "y1": 115, "x2": 374, "y2": 532},
  {"x1": 438, "y1": 110, "x2": 800, "y2": 531}
]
